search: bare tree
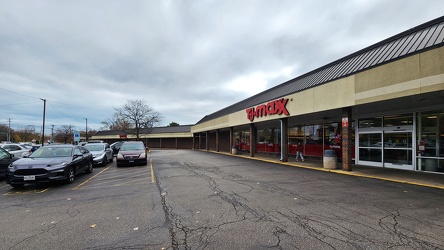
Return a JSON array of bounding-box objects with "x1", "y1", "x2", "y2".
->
[
  {"x1": 0, "y1": 124, "x2": 10, "y2": 141},
  {"x1": 55, "y1": 125, "x2": 76, "y2": 143},
  {"x1": 13, "y1": 126, "x2": 37, "y2": 142},
  {"x1": 100, "y1": 114, "x2": 132, "y2": 130},
  {"x1": 114, "y1": 99, "x2": 162, "y2": 140}
]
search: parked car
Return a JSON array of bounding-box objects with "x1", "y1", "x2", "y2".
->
[
  {"x1": 6, "y1": 144, "x2": 93, "y2": 188},
  {"x1": 116, "y1": 141, "x2": 148, "y2": 167},
  {"x1": 83, "y1": 143, "x2": 113, "y2": 166},
  {"x1": 0, "y1": 143, "x2": 29, "y2": 158},
  {"x1": 110, "y1": 141, "x2": 125, "y2": 155},
  {"x1": 0, "y1": 147, "x2": 19, "y2": 178}
]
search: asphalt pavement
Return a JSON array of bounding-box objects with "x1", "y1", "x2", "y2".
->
[{"x1": 203, "y1": 150, "x2": 444, "y2": 190}]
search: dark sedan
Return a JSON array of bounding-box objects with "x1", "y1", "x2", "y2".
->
[
  {"x1": 0, "y1": 147, "x2": 19, "y2": 178},
  {"x1": 6, "y1": 144, "x2": 93, "y2": 188}
]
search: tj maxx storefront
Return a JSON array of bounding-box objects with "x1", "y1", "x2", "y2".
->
[{"x1": 191, "y1": 16, "x2": 444, "y2": 174}]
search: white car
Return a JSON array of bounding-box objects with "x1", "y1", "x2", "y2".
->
[{"x1": 0, "y1": 143, "x2": 30, "y2": 158}]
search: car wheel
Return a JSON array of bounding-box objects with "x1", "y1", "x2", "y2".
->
[
  {"x1": 66, "y1": 167, "x2": 75, "y2": 184},
  {"x1": 85, "y1": 160, "x2": 93, "y2": 174},
  {"x1": 11, "y1": 183, "x2": 24, "y2": 188},
  {"x1": 102, "y1": 156, "x2": 108, "y2": 166}
]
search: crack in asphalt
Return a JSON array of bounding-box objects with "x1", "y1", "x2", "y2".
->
[{"x1": 153, "y1": 158, "x2": 444, "y2": 249}]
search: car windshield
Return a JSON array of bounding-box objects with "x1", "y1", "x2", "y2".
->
[
  {"x1": 121, "y1": 143, "x2": 144, "y2": 151},
  {"x1": 30, "y1": 147, "x2": 73, "y2": 158},
  {"x1": 84, "y1": 144, "x2": 105, "y2": 151}
]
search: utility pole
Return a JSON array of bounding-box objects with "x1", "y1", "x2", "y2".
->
[
  {"x1": 51, "y1": 124, "x2": 54, "y2": 143},
  {"x1": 40, "y1": 98, "x2": 46, "y2": 146},
  {"x1": 85, "y1": 118, "x2": 88, "y2": 142},
  {"x1": 7, "y1": 118, "x2": 11, "y2": 142}
]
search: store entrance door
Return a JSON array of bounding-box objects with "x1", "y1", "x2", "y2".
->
[
  {"x1": 357, "y1": 128, "x2": 414, "y2": 170},
  {"x1": 383, "y1": 130, "x2": 413, "y2": 170}
]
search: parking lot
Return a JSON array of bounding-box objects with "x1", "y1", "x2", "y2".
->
[{"x1": 1, "y1": 149, "x2": 443, "y2": 249}]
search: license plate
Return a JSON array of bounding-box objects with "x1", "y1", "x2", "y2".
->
[
  {"x1": 129, "y1": 160, "x2": 134, "y2": 163},
  {"x1": 24, "y1": 175, "x2": 35, "y2": 181}
]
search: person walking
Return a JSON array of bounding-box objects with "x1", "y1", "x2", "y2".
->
[{"x1": 295, "y1": 141, "x2": 304, "y2": 161}]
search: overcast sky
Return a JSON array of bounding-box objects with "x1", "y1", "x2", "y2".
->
[{"x1": 1, "y1": 0, "x2": 443, "y2": 133}]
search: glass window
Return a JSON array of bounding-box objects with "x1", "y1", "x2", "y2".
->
[
  {"x1": 74, "y1": 148, "x2": 81, "y2": 155},
  {"x1": 359, "y1": 133, "x2": 382, "y2": 147},
  {"x1": 0, "y1": 150, "x2": 8, "y2": 159},
  {"x1": 384, "y1": 133, "x2": 411, "y2": 148},
  {"x1": 305, "y1": 125, "x2": 322, "y2": 145},
  {"x1": 384, "y1": 114, "x2": 413, "y2": 127},
  {"x1": 289, "y1": 126, "x2": 304, "y2": 145},
  {"x1": 359, "y1": 148, "x2": 382, "y2": 162},
  {"x1": 327, "y1": 123, "x2": 341, "y2": 146},
  {"x1": 359, "y1": 117, "x2": 382, "y2": 128},
  {"x1": 384, "y1": 149, "x2": 412, "y2": 165},
  {"x1": 418, "y1": 110, "x2": 443, "y2": 158}
]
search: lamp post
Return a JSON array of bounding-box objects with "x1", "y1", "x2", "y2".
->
[
  {"x1": 40, "y1": 98, "x2": 46, "y2": 146},
  {"x1": 85, "y1": 118, "x2": 88, "y2": 142}
]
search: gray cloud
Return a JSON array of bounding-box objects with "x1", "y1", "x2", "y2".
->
[{"x1": 1, "y1": 0, "x2": 443, "y2": 132}]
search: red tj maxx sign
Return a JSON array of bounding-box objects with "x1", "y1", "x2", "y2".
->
[{"x1": 246, "y1": 98, "x2": 290, "y2": 122}]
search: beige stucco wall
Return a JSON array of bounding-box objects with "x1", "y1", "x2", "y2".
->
[
  {"x1": 192, "y1": 47, "x2": 444, "y2": 133},
  {"x1": 355, "y1": 47, "x2": 444, "y2": 104}
]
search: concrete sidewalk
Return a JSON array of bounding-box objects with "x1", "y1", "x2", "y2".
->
[{"x1": 206, "y1": 150, "x2": 444, "y2": 190}]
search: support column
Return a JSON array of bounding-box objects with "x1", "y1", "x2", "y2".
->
[
  {"x1": 250, "y1": 123, "x2": 255, "y2": 157},
  {"x1": 192, "y1": 134, "x2": 195, "y2": 150},
  {"x1": 342, "y1": 107, "x2": 353, "y2": 171},
  {"x1": 160, "y1": 138, "x2": 163, "y2": 149},
  {"x1": 175, "y1": 138, "x2": 178, "y2": 149},
  {"x1": 280, "y1": 118, "x2": 289, "y2": 162},
  {"x1": 230, "y1": 127, "x2": 234, "y2": 154},
  {"x1": 198, "y1": 133, "x2": 202, "y2": 149},
  {"x1": 216, "y1": 129, "x2": 220, "y2": 152},
  {"x1": 206, "y1": 131, "x2": 209, "y2": 150}
]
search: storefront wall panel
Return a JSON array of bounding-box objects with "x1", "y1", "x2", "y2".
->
[{"x1": 146, "y1": 138, "x2": 161, "y2": 148}]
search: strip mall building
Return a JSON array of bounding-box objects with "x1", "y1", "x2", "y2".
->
[{"x1": 93, "y1": 16, "x2": 444, "y2": 174}]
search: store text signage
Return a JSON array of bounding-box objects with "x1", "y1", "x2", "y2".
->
[{"x1": 246, "y1": 98, "x2": 289, "y2": 122}]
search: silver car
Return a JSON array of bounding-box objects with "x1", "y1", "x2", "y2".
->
[
  {"x1": 0, "y1": 143, "x2": 29, "y2": 158},
  {"x1": 83, "y1": 143, "x2": 113, "y2": 166}
]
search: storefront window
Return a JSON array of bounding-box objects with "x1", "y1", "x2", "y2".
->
[
  {"x1": 384, "y1": 149, "x2": 412, "y2": 165},
  {"x1": 234, "y1": 130, "x2": 250, "y2": 151},
  {"x1": 359, "y1": 148, "x2": 382, "y2": 162},
  {"x1": 359, "y1": 133, "x2": 382, "y2": 147},
  {"x1": 358, "y1": 133, "x2": 382, "y2": 163},
  {"x1": 257, "y1": 128, "x2": 280, "y2": 153},
  {"x1": 384, "y1": 132, "x2": 411, "y2": 148},
  {"x1": 416, "y1": 110, "x2": 444, "y2": 172},
  {"x1": 384, "y1": 114, "x2": 413, "y2": 127},
  {"x1": 359, "y1": 117, "x2": 382, "y2": 128}
]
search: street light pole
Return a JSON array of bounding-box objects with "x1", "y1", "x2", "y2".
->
[
  {"x1": 85, "y1": 118, "x2": 88, "y2": 142},
  {"x1": 40, "y1": 98, "x2": 46, "y2": 146}
]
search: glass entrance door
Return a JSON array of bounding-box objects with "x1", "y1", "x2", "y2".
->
[
  {"x1": 357, "y1": 114, "x2": 414, "y2": 170},
  {"x1": 383, "y1": 131, "x2": 413, "y2": 170}
]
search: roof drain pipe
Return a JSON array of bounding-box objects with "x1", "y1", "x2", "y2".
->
[{"x1": 280, "y1": 119, "x2": 284, "y2": 162}]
